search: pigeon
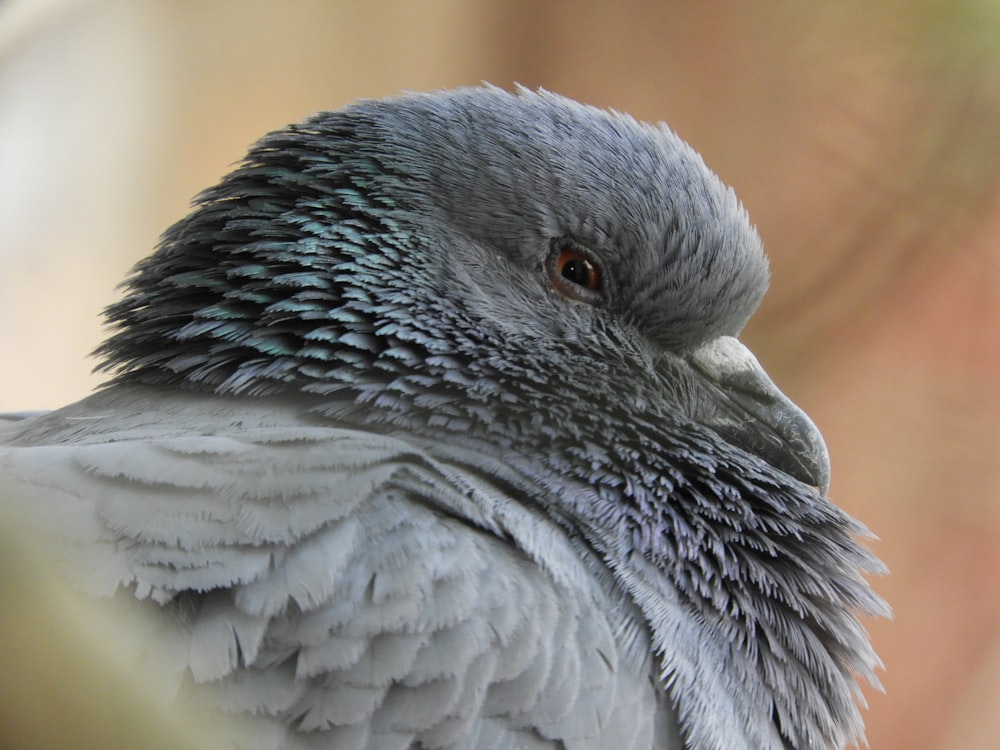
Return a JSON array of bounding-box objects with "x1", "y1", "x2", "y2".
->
[{"x1": 0, "y1": 86, "x2": 886, "y2": 750}]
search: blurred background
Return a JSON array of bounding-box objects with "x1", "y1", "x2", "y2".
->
[{"x1": 0, "y1": 1, "x2": 997, "y2": 748}]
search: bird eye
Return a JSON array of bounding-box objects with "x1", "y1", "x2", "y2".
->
[{"x1": 546, "y1": 239, "x2": 605, "y2": 304}]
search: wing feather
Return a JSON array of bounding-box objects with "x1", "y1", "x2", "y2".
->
[{"x1": 0, "y1": 390, "x2": 677, "y2": 749}]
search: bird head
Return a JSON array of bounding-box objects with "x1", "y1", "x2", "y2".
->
[{"x1": 99, "y1": 86, "x2": 826, "y2": 488}]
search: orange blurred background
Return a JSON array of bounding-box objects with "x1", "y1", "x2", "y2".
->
[{"x1": 1, "y1": 2, "x2": 998, "y2": 748}]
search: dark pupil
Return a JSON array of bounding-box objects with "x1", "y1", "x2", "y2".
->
[{"x1": 561, "y1": 258, "x2": 592, "y2": 286}]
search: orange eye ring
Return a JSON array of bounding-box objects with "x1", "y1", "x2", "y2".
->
[{"x1": 545, "y1": 240, "x2": 606, "y2": 304}]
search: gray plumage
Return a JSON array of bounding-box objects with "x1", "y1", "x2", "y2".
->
[{"x1": 0, "y1": 86, "x2": 886, "y2": 750}]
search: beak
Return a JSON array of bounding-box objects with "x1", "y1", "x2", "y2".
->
[{"x1": 687, "y1": 336, "x2": 831, "y2": 494}]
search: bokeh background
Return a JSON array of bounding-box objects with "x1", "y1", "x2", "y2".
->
[{"x1": 1, "y1": 1, "x2": 998, "y2": 748}]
